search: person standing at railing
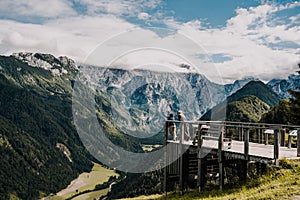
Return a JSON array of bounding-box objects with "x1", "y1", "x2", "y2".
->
[
  {"x1": 177, "y1": 110, "x2": 190, "y2": 141},
  {"x1": 167, "y1": 113, "x2": 177, "y2": 141}
]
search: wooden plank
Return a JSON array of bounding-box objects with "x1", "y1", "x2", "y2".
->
[{"x1": 202, "y1": 135, "x2": 219, "y2": 140}]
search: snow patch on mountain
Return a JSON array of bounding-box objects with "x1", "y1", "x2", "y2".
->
[{"x1": 12, "y1": 52, "x2": 76, "y2": 76}]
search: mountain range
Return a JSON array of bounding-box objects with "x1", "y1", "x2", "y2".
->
[
  {"x1": 79, "y1": 65, "x2": 260, "y2": 139},
  {"x1": 0, "y1": 52, "x2": 299, "y2": 199}
]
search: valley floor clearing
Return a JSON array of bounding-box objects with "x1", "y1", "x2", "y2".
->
[{"x1": 46, "y1": 162, "x2": 118, "y2": 200}]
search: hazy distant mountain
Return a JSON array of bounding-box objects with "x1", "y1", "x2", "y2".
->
[
  {"x1": 267, "y1": 74, "x2": 300, "y2": 99},
  {"x1": 224, "y1": 77, "x2": 258, "y2": 95},
  {"x1": 79, "y1": 65, "x2": 257, "y2": 141},
  {"x1": 201, "y1": 81, "x2": 281, "y2": 122}
]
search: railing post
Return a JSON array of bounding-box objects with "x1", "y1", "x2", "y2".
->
[
  {"x1": 274, "y1": 129, "x2": 280, "y2": 166},
  {"x1": 219, "y1": 125, "x2": 224, "y2": 152},
  {"x1": 179, "y1": 122, "x2": 183, "y2": 195},
  {"x1": 261, "y1": 126, "x2": 265, "y2": 144},
  {"x1": 164, "y1": 121, "x2": 168, "y2": 144},
  {"x1": 280, "y1": 129, "x2": 285, "y2": 147},
  {"x1": 163, "y1": 121, "x2": 167, "y2": 198},
  {"x1": 180, "y1": 122, "x2": 184, "y2": 143},
  {"x1": 218, "y1": 125, "x2": 225, "y2": 191},
  {"x1": 261, "y1": 127, "x2": 264, "y2": 144},
  {"x1": 264, "y1": 130, "x2": 268, "y2": 145},
  {"x1": 258, "y1": 126, "x2": 261, "y2": 144},
  {"x1": 297, "y1": 129, "x2": 300, "y2": 157},
  {"x1": 288, "y1": 134, "x2": 292, "y2": 149},
  {"x1": 239, "y1": 126, "x2": 242, "y2": 141},
  {"x1": 244, "y1": 128, "x2": 249, "y2": 161},
  {"x1": 241, "y1": 126, "x2": 244, "y2": 141},
  {"x1": 197, "y1": 124, "x2": 203, "y2": 192}
]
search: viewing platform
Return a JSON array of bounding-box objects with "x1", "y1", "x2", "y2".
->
[{"x1": 163, "y1": 120, "x2": 300, "y2": 195}]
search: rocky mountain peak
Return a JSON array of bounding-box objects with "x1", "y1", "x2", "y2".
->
[{"x1": 12, "y1": 52, "x2": 77, "y2": 76}]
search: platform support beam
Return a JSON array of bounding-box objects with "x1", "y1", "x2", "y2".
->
[
  {"x1": 218, "y1": 125, "x2": 225, "y2": 191},
  {"x1": 297, "y1": 129, "x2": 300, "y2": 157}
]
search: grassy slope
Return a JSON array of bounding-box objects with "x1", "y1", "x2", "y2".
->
[
  {"x1": 56, "y1": 162, "x2": 118, "y2": 199},
  {"x1": 71, "y1": 189, "x2": 109, "y2": 200},
  {"x1": 123, "y1": 159, "x2": 300, "y2": 200}
]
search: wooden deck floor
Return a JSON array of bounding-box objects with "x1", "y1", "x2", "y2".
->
[
  {"x1": 167, "y1": 139, "x2": 298, "y2": 160},
  {"x1": 228, "y1": 140, "x2": 297, "y2": 159}
]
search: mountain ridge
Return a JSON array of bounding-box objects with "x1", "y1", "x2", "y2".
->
[{"x1": 201, "y1": 81, "x2": 281, "y2": 122}]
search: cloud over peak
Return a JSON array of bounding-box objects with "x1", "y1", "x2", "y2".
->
[{"x1": 0, "y1": 0, "x2": 299, "y2": 84}]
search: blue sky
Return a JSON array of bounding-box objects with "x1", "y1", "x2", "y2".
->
[
  {"x1": 0, "y1": 0, "x2": 299, "y2": 83},
  {"x1": 162, "y1": 0, "x2": 261, "y2": 27}
]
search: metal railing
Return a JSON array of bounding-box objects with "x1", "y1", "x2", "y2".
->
[{"x1": 164, "y1": 120, "x2": 300, "y2": 160}]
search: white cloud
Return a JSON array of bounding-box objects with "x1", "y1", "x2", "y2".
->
[
  {"x1": 0, "y1": 16, "x2": 135, "y2": 62},
  {"x1": 0, "y1": 0, "x2": 76, "y2": 18},
  {"x1": 138, "y1": 12, "x2": 150, "y2": 20},
  {"x1": 75, "y1": 0, "x2": 161, "y2": 17},
  {"x1": 85, "y1": 28, "x2": 216, "y2": 75},
  {"x1": 0, "y1": 1, "x2": 299, "y2": 84},
  {"x1": 166, "y1": 2, "x2": 300, "y2": 83}
]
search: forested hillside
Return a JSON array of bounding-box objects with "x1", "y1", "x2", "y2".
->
[
  {"x1": 0, "y1": 53, "x2": 145, "y2": 199},
  {"x1": 201, "y1": 81, "x2": 280, "y2": 122},
  {"x1": 261, "y1": 64, "x2": 300, "y2": 125},
  {"x1": 0, "y1": 59, "x2": 92, "y2": 199}
]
